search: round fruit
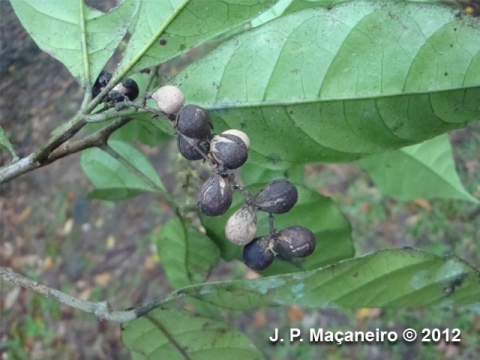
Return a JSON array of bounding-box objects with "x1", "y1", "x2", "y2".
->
[
  {"x1": 221, "y1": 129, "x2": 250, "y2": 149},
  {"x1": 275, "y1": 225, "x2": 316, "y2": 258},
  {"x1": 176, "y1": 105, "x2": 213, "y2": 139},
  {"x1": 210, "y1": 131, "x2": 248, "y2": 169},
  {"x1": 92, "y1": 71, "x2": 112, "y2": 98},
  {"x1": 243, "y1": 235, "x2": 275, "y2": 271},
  {"x1": 225, "y1": 206, "x2": 257, "y2": 246},
  {"x1": 152, "y1": 85, "x2": 185, "y2": 114},
  {"x1": 177, "y1": 135, "x2": 209, "y2": 161},
  {"x1": 106, "y1": 78, "x2": 139, "y2": 102},
  {"x1": 254, "y1": 179, "x2": 298, "y2": 214},
  {"x1": 197, "y1": 174, "x2": 233, "y2": 216}
]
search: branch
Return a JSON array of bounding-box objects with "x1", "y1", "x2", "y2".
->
[
  {"x1": 0, "y1": 117, "x2": 132, "y2": 184},
  {"x1": 0, "y1": 267, "x2": 137, "y2": 322},
  {"x1": 0, "y1": 266, "x2": 187, "y2": 322}
]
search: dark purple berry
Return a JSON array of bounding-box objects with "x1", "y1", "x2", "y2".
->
[
  {"x1": 210, "y1": 132, "x2": 248, "y2": 170},
  {"x1": 197, "y1": 174, "x2": 233, "y2": 216},
  {"x1": 275, "y1": 226, "x2": 316, "y2": 258},
  {"x1": 176, "y1": 105, "x2": 213, "y2": 139},
  {"x1": 243, "y1": 235, "x2": 275, "y2": 271},
  {"x1": 177, "y1": 135, "x2": 209, "y2": 161},
  {"x1": 254, "y1": 179, "x2": 298, "y2": 214},
  {"x1": 92, "y1": 71, "x2": 112, "y2": 98}
]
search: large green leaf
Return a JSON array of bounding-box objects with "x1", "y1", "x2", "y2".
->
[
  {"x1": 122, "y1": 308, "x2": 263, "y2": 360},
  {"x1": 157, "y1": 218, "x2": 221, "y2": 289},
  {"x1": 80, "y1": 140, "x2": 163, "y2": 201},
  {"x1": 172, "y1": 2, "x2": 480, "y2": 168},
  {"x1": 360, "y1": 134, "x2": 479, "y2": 203},
  {"x1": 174, "y1": 248, "x2": 480, "y2": 311},
  {"x1": 200, "y1": 183, "x2": 354, "y2": 274},
  {"x1": 10, "y1": 0, "x2": 138, "y2": 87},
  {"x1": 116, "y1": 0, "x2": 278, "y2": 79},
  {"x1": 241, "y1": 162, "x2": 305, "y2": 186}
]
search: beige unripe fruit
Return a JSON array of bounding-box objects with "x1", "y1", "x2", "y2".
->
[
  {"x1": 225, "y1": 206, "x2": 257, "y2": 246},
  {"x1": 221, "y1": 129, "x2": 250, "y2": 149},
  {"x1": 152, "y1": 85, "x2": 185, "y2": 114}
]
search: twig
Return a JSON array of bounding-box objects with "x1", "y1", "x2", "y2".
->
[
  {"x1": 0, "y1": 117, "x2": 132, "y2": 184},
  {"x1": 0, "y1": 266, "x2": 188, "y2": 322},
  {"x1": 0, "y1": 267, "x2": 137, "y2": 322}
]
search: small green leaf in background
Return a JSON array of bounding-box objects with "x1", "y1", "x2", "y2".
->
[
  {"x1": 179, "y1": 248, "x2": 480, "y2": 312},
  {"x1": 122, "y1": 308, "x2": 264, "y2": 360},
  {"x1": 173, "y1": 1, "x2": 480, "y2": 167},
  {"x1": 360, "y1": 134, "x2": 479, "y2": 203},
  {"x1": 11, "y1": 0, "x2": 138, "y2": 87},
  {"x1": 200, "y1": 183, "x2": 354, "y2": 274},
  {"x1": 0, "y1": 125, "x2": 18, "y2": 162},
  {"x1": 80, "y1": 140, "x2": 163, "y2": 201},
  {"x1": 118, "y1": 0, "x2": 278, "y2": 77},
  {"x1": 156, "y1": 218, "x2": 220, "y2": 289}
]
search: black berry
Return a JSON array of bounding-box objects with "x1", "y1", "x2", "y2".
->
[
  {"x1": 243, "y1": 235, "x2": 275, "y2": 271},
  {"x1": 176, "y1": 105, "x2": 213, "y2": 139},
  {"x1": 106, "y1": 78, "x2": 139, "y2": 103},
  {"x1": 197, "y1": 174, "x2": 233, "y2": 216},
  {"x1": 92, "y1": 71, "x2": 112, "y2": 99},
  {"x1": 210, "y1": 131, "x2": 248, "y2": 170},
  {"x1": 254, "y1": 179, "x2": 298, "y2": 214},
  {"x1": 177, "y1": 135, "x2": 209, "y2": 161},
  {"x1": 275, "y1": 226, "x2": 316, "y2": 258}
]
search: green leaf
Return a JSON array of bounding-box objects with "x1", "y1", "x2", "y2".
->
[
  {"x1": 111, "y1": 117, "x2": 173, "y2": 146},
  {"x1": 200, "y1": 183, "x2": 354, "y2": 273},
  {"x1": 116, "y1": 0, "x2": 279, "y2": 79},
  {"x1": 80, "y1": 140, "x2": 163, "y2": 201},
  {"x1": 0, "y1": 125, "x2": 18, "y2": 161},
  {"x1": 156, "y1": 218, "x2": 221, "y2": 289},
  {"x1": 172, "y1": 2, "x2": 480, "y2": 167},
  {"x1": 11, "y1": 0, "x2": 138, "y2": 87},
  {"x1": 360, "y1": 134, "x2": 479, "y2": 203},
  {"x1": 122, "y1": 308, "x2": 264, "y2": 360},
  {"x1": 177, "y1": 248, "x2": 480, "y2": 311}
]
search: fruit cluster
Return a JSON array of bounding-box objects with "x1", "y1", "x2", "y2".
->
[
  {"x1": 92, "y1": 71, "x2": 139, "y2": 105},
  {"x1": 94, "y1": 77, "x2": 317, "y2": 272},
  {"x1": 149, "y1": 85, "x2": 317, "y2": 271}
]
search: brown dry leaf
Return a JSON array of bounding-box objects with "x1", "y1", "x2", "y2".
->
[
  {"x1": 253, "y1": 310, "x2": 266, "y2": 326},
  {"x1": 436, "y1": 339, "x2": 460, "y2": 358},
  {"x1": 143, "y1": 254, "x2": 160, "y2": 271},
  {"x1": 355, "y1": 308, "x2": 382, "y2": 328},
  {"x1": 342, "y1": 196, "x2": 355, "y2": 205},
  {"x1": 79, "y1": 288, "x2": 92, "y2": 301},
  {"x1": 13, "y1": 206, "x2": 31, "y2": 224},
  {"x1": 318, "y1": 187, "x2": 333, "y2": 197},
  {"x1": 62, "y1": 218, "x2": 74, "y2": 235},
  {"x1": 106, "y1": 235, "x2": 115, "y2": 249},
  {"x1": 288, "y1": 305, "x2": 304, "y2": 321},
  {"x1": 474, "y1": 314, "x2": 480, "y2": 330},
  {"x1": 414, "y1": 198, "x2": 434, "y2": 210},
  {"x1": 359, "y1": 202, "x2": 371, "y2": 214},
  {"x1": 244, "y1": 269, "x2": 261, "y2": 279},
  {"x1": 406, "y1": 214, "x2": 422, "y2": 227},
  {"x1": 94, "y1": 272, "x2": 112, "y2": 286},
  {"x1": 42, "y1": 256, "x2": 54, "y2": 271}
]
